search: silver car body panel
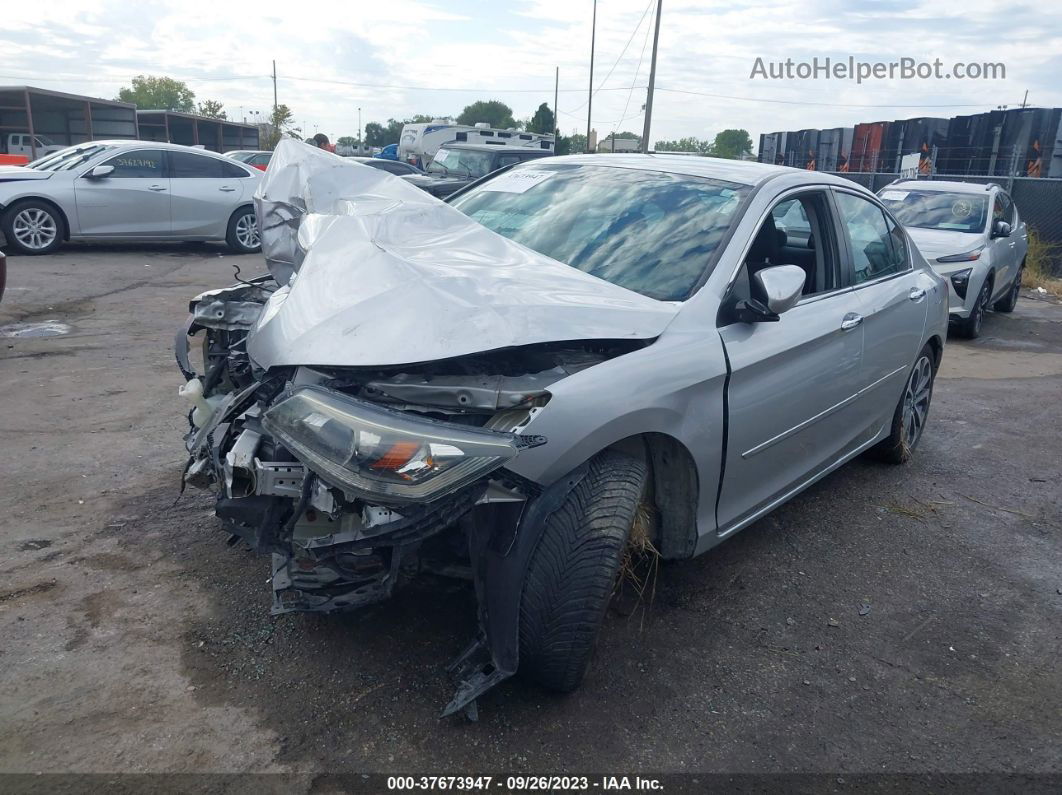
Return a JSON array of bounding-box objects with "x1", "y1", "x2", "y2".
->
[
  {"x1": 249, "y1": 143, "x2": 679, "y2": 369},
  {"x1": 0, "y1": 140, "x2": 259, "y2": 242},
  {"x1": 244, "y1": 143, "x2": 949, "y2": 554}
]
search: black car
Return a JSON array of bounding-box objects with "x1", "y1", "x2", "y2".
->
[
  {"x1": 348, "y1": 156, "x2": 425, "y2": 177},
  {"x1": 407, "y1": 143, "x2": 555, "y2": 198}
]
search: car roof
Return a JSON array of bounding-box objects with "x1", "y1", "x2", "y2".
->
[
  {"x1": 65, "y1": 139, "x2": 247, "y2": 157},
  {"x1": 885, "y1": 179, "x2": 999, "y2": 195},
  {"x1": 517, "y1": 152, "x2": 831, "y2": 188},
  {"x1": 439, "y1": 143, "x2": 550, "y2": 154}
]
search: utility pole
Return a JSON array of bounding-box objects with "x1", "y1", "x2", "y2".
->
[
  {"x1": 358, "y1": 106, "x2": 362, "y2": 150},
  {"x1": 586, "y1": 0, "x2": 596, "y2": 153},
  {"x1": 272, "y1": 60, "x2": 278, "y2": 119},
  {"x1": 641, "y1": 0, "x2": 663, "y2": 153},
  {"x1": 1021, "y1": 90, "x2": 1028, "y2": 109},
  {"x1": 554, "y1": 67, "x2": 559, "y2": 141}
]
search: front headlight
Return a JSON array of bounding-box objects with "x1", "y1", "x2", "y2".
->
[{"x1": 262, "y1": 386, "x2": 529, "y2": 503}]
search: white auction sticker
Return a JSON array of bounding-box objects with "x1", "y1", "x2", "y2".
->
[
  {"x1": 879, "y1": 190, "x2": 910, "y2": 201},
  {"x1": 479, "y1": 170, "x2": 553, "y2": 193}
]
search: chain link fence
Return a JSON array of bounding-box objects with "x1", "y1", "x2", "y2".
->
[{"x1": 828, "y1": 173, "x2": 1062, "y2": 273}]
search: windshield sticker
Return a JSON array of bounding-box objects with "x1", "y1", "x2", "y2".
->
[
  {"x1": 479, "y1": 170, "x2": 553, "y2": 194},
  {"x1": 880, "y1": 190, "x2": 909, "y2": 201},
  {"x1": 951, "y1": 199, "x2": 974, "y2": 219}
]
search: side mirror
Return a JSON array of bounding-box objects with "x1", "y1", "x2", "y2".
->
[
  {"x1": 991, "y1": 220, "x2": 1011, "y2": 239},
  {"x1": 753, "y1": 264, "x2": 806, "y2": 316},
  {"x1": 86, "y1": 164, "x2": 114, "y2": 179}
]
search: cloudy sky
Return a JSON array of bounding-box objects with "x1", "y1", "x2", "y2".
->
[{"x1": 2, "y1": 0, "x2": 1060, "y2": 149}]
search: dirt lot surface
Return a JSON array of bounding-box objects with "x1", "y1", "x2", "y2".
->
[{"x1": 1, "y1": 245, "x2": 1059, "y2": 784}]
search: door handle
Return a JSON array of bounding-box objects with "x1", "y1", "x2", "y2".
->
[
  {"x1": 148, "y1": 185, "x2": 167, "y2": 192},
  {"x1": 841, "y1": 313, "x2": 863, "y2": 330},
  {"x1": 909, "y1": 287, "x2": 926, "y2": 301},
  {"x1": 218, "y1": 186, "x2": 236, "y2": 192}
]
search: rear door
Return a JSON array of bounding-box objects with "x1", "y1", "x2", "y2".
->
[
  {"x1": 168, "y1": 151, "x2": 253, "y2": 238},
  {"x1": 833, "y1": 189, "x2": 930, "y2": 432},
  {"x1": 717, "y1": 189, "x2": 866, "y2": 534},
  {"x1": 74, "y1": 148, "x2": 171, "y2": 236}
]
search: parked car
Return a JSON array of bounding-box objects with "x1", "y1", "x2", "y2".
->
[
  {"x1": 178, "y1": 142, "x2": 947, "y2": 717},
  {"x1": 410, "y1": 142, "x2": 555, "y2": 198},
  {"x1": 0, "y1": 141, "x2": 262, "y2": 255},
  {"x1": 878, "y1": 180, "x2": 1028, "y2": 338},
  {"x1": 399, "y1": 120, "x2": 554, "y2": 169},
  {"x1": 375, "y1": 143, "x2": 399, "y2": 161},
  {"x1": 346, "y1": 156, "x2": 424, "y2": 177},
  {"x1": 2, "y1": 133, "x2": 65, "y2": 160},
  {"x1": 226, "y1": 150, "x2": 272, "y2": 171}
]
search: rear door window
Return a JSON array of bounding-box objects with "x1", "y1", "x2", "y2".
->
[
  {"x1": 100, "y1": 149, "x2": 165, "y2": 178},
  {"x1": 835, "y1": 192, "x2": 908, "y2": 284}
]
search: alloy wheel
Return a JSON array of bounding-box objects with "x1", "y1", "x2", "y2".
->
[
  {"x1": 235, "y1": 212, "x2": 260, "y2": 249},
  {"x1": 12, "y1": 208, "x2": 58, "y2": 251},
  {"x1": 973, "y1": 284, "x2": 990, "y2": 335},
  {"x1": 902, "y1": 355, "x2": 933, "y2": 449}
]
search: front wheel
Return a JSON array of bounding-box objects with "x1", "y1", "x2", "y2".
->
[
  {"x1": 993, "y1": 261, "x2": 1023, "y2": 313},
  {"x1": 869, "y1": 343, "x2": 936, "y2": 464},
  {"x1": 226, "y1": 206, "x2": 260, "y2": 253},
  {"x1": 2, "y1": 200, "x2": 65, "y2": 255},
  {"x1": 955, "y1": 279, "x2": 990, "y2": 339},
  {"x1": 518, "y1": 450, "x2": 649, "y2": 693}
]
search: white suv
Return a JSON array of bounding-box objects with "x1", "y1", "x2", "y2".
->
[{"x1": 879, "y1": 181, "x2": 1028, "y2": 338}]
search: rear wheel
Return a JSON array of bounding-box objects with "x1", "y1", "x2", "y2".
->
[
  {"x1": 2, "y1": 200, "x2": 64, "y2": 255},
  {"x1": 993, "y1": 261, "x2": 1023, "y2": 313},
  {"x1": 518, "y1": 450, "x2": 648, "y2": 693},
  {"x1": 956, "y1": 279, "x2": 991, "y2": 339},
  {"x1": 869, "y1": 343, "x2": 936, "y2": 464},
  {"x1": 226, "y1": 206, "x2": 260, "y2": 253}
]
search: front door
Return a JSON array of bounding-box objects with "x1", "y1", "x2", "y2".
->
[
  {"x1": 74, "y1": 148, "x2": 170, "y2": 236},
  {"x1": 716, "y1": 190, "x2": 866, "y2": 534}
]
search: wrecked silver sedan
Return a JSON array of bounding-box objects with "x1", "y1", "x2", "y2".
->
[{"x1": 177, "y1": 141, "x2": 949, "y2": 717}]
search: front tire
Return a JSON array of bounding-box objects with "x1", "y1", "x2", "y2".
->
[
  {"x1": 518, "y1": 450, "x2": 649, "y2": 693},
  {"x1": 226, "y1": 206, "x2": 260, "y2": 254},
  {"x1": 2, "y1": 200, "x2": 65, "y2": 255},
  {"x1": 955, "y1": 279, "x2": 991, "y2": 339},
  {"x1": 869, "y1": 343, "x2": 936, "y2": 464},
  {"x1": 993, "y1": 261, "x2": 1023, "y2": 313}
]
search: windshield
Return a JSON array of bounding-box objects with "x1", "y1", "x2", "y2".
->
[
  {"x1": 879, "y1": 189, "x2": 988, "y2": 233},
  {"x1": 30, "y1": 143, "x2": 117, "y2": 172},
  {"x1": 429, "y1": 148, "x2": 492, "y2": 178},
  {"x1": 449, "y1": 164, "x2": 750, "y2": 301}
]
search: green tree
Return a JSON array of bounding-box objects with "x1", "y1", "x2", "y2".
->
[
  {"x1": 654, "y1": 136, "x2": 713, "y2": 154},
  {"x1": 196, "y1": 99, "x2": 227, "y2": 119},
  {"x1": 336, "y1": 136, "x2": 359, "y2": 146},
  {"x1": 712, "y1": 129, "x2": 753, "y2": 159},
  {"x1": 260, "y1": 104, "x2": 300, "y2": 149},
  {"x1": 557, "y1": 133, "x2": 586, "y2": 156},
  {"x1": 364, "y1": 122, "x2": 389, "y2": 147},
  {"x1": 364, "y1": 115, "x2": 444, "y2": 147},
  {"x1": 526, "y1": 103, "x2": 555, "y2": 135},
  {"x1": 117, "y1": 75, "x2": 195, "y2": 111},
  {"x1": 456, "y1": 100, "x2": 517, "y2": 129}
]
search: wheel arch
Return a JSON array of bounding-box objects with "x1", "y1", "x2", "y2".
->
[
  {"x1": 2, "y1": 196, "x2": 71, "y2": 241},
  {"x1": 602, "y1": 432, "x2": 700, "y2": 561}
]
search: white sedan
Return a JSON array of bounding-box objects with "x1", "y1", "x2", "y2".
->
[
  {"x1": 0, "y1": 140, "x2": 262, "y2": 255},
  {"x1": 879, "y1": 180, "x2": 1028, "y2": 338}
]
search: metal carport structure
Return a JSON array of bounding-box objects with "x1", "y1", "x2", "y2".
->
[
  {"x1": 135, "y1": 110, "x2": 259, "y2": 153},
  {"x1": 0, "y1": 86, "x2": 138, "y2": 160}
]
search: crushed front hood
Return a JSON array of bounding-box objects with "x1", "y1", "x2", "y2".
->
[{"x1": 248, "y1": 140, "x2": 677, "y2": 370}]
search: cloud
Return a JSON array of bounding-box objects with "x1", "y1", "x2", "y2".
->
[{"x1": 0, "y1": 0, "x2": 1059, "y2": 147}]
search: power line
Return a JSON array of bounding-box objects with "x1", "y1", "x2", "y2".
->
[{"x1": 568, "y1": 0, "x2": 656, "y2": 116}]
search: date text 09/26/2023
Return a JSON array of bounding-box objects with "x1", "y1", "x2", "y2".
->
[{"x1": 386, "y1": 776, "x2": 665, "y2": 791}]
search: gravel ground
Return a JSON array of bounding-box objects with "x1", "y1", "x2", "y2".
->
[{"x1": 0, "y1": 244, "x2": 1059, "y2": 784}]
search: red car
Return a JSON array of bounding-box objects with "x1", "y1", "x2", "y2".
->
[{"x1": 225, "y1": 150, "x2": 272, "y2": 171}]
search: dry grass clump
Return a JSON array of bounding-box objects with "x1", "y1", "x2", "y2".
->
[{"x1": 1022, "y1": 227, "x2": 1062, "y2": 298}]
